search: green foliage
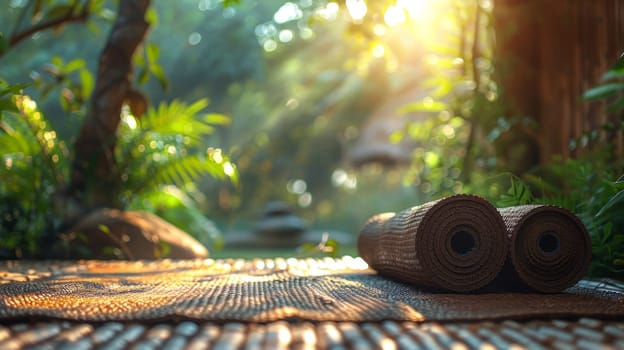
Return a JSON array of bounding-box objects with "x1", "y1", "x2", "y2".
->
[
  {"x1": 0, "y1": 81, "x2": 30, "y2": 111},
  {"x1": 494, "y1": 174, "x2": 533, "y2": 207},
  {"x1": 116, "y1": 98, "x2": 238, "y2": 208},
  {"x1": 0, "y1": 32, "x2": 8, "y2": 52},
  {"x1": 113, "y1": 98, "x2": 238, "y2": 248},
  {"x1": 596, "y1": 176, "x2": 624, "y2": 217},
  {"x1": 0, "y1": 83, "x2": 69, "y2": 257},
  {"x1": 491, "y1": 157, "x2": 624, "y2": 279},
  {"x1": 397, "y1": 114, "x2": 467, "y2": 196},
  {"x1": 222, "y1": 0, "x2": 242, "y2": 7},
  {"x1": 144, "y1": 0, "x2": 274, "y2": 104},
  {"x1": 1, "y1": 1, "x2": 244, "y2": 257},
  {"x1": 583, "y1": 55, "x2": 624, "y2": 104},
  {"x1": 0, "y1": 76, "x2": 237, "y2": 255},
  {"x1": 0, "y1": 0, "x2": 112, "y2": 57},
  {"x1": 386, "y1": 0, "x2": 503, "y2": 196},
  {"x1": 573, "y1": 54, "x2": 624, "y2": 153},
  {"x1": 128, "y1": 185, "x2": 224, "y2": 251},
  {"x1": 134, "y1": 42, "x2": 169, "y2": 90},
  {"x1": 31, "y1": 55, "x2": 94, "y2": 112},
  {"x1": 297, "y1": 232, "x2": 339, "y2": 258},
  {"x1": 584, "y1": 83, "x2": 624, "y2": 101}
]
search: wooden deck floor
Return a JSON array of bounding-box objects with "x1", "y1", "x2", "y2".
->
[{"x1": 1, "y1": 317, "x2": 623, "y2": 349}]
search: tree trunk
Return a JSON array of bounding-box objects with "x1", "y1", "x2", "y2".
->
[
  {"x1": 493, "y1": 0, "x2": 624, "y2": 170},
  {"x1": 70, "y1": 0, "x2": 151, "y2": 212}
]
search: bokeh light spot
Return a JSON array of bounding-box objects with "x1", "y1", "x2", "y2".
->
[
  {"x1": 222, "y1": 7, "x2": 236, "y2": 19},
  {"x1": 384, "y1": 5, "x2": 406, "y2": 26},
  {"x1": 317, "y1": 2, "x2": 339, "y2": 21},
  {"x1": 298, "y1": 192, "x2": 312, "y2": 207},
  {"x1": 373, "y1": 24, "x2": 387, "y2": 36},
  {"x1": 197, "y1": 0, "x2": 218, "y2": 11},
  {"x1": 286, "y1": 98, "x2": 299, "y2": 109},
  {"x1": 288, "y1": 179, "x2": 307, "y2": 194},
  {"x1": 279, "y1": 29, "x2": 294, "y2": 43},
  {"x1": 372, "y1": 44, "x2": 385, "y2": 58},
  {"x1": 274, "y1": 2, "x2": 302, "y2": 24},
  {"x1": 346, "y1": 0, "x2": 367, "y2": 23},
  {"x1": 188, "y1": 32, "x2": 202, "y2": 46},
  {"x1": 263, "y1": 39, "x2": 278, "y2": 52},
  {"x1": 223, "y1": 162, "x2": 235, "y2": 176},
  {"x1": 299, "y1": 27, "x2": 315, "y2": 40}
]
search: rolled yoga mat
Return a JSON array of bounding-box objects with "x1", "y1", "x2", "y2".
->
[
  {"x1": 497, "y1": 205, "x2": 592, "y2": 293},
  {"x1": 357, "y1": 194, "x2": 508, "y2": 292}
]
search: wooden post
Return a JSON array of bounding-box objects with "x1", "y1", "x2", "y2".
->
[{"x1": 494, "y1": 0, "x2": 624, "y2": 167}]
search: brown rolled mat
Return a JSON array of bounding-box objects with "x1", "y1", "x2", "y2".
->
[
  {"x1": 357, "y1": 194, "x2": 508, "y2": 292},
  {"x1": 497, "y1": 205, "x2": 592, "y2": 293}
]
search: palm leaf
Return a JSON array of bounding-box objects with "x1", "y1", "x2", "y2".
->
[
  {"x1": 141, "y1": 99, "x2": 217, "y2": 141},
  {"x1": 116, "y1": 98, "x2": 237, "y2": 207},
  {"x1": 1, "y1": 99, "x2": 63, "y2": 195}
]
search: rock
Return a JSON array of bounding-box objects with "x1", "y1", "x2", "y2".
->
[
  {"x1": 254, "y1": 201, "x2": 306, "y2": 244},
  {"x1": 58, "y1": 209, "x2": 209, "y2": 259}
]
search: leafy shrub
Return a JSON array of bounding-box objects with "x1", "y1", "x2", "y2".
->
[
  {"x1": 582, "y1": 54, "x2": 624, "y2": 113},
  {"x1": 0, "y1": 81, "x2": 68, "y2": 257},
  {"x1": 572, "y1": 54, "x2": 624, "y2": 153},
  {"x1": 0, "y1": 80, "x2": 236, "y2": 257},
  {"x1": 115, "y1": 98, "x2": 238, "y2": 208}
]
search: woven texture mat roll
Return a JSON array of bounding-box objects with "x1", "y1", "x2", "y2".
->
[
  {"x1": 357, "y1": 195, "x2": 508, "y2": 292},
  {"x1": 497, "y1": 205, "x2": 592, "y2": 293},
  {"x1": 0, "y1": 258, "x2": 623, "y2": 323}
]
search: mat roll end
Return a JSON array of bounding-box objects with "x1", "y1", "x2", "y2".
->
[
  {"x1": 358, "y1": 194, "x2": 508, "y2": 292},
  {"x1": 499, "y1": 205, "x2": 592, "y2": 293}
]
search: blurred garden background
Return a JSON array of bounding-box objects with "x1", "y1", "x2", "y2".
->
[{"x1": 1, "y1": 0, "x2": 623, "y2": 278}]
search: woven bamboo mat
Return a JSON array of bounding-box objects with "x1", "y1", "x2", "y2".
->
[{"x1": 1, "y1": 258, "x2": 623, "y2": 323}]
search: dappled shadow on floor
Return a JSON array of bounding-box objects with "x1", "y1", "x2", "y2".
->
[{"x1": 0, "y1": 258, "x2": 623, "y2": 323}]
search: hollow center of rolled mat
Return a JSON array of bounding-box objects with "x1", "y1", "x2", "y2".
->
[
  {"x1": 450, "y1": 230, "x2": 476, "y2": 256},
  {"x1": 538, "y1": 231, "x2": 560, "y2": 254}
]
